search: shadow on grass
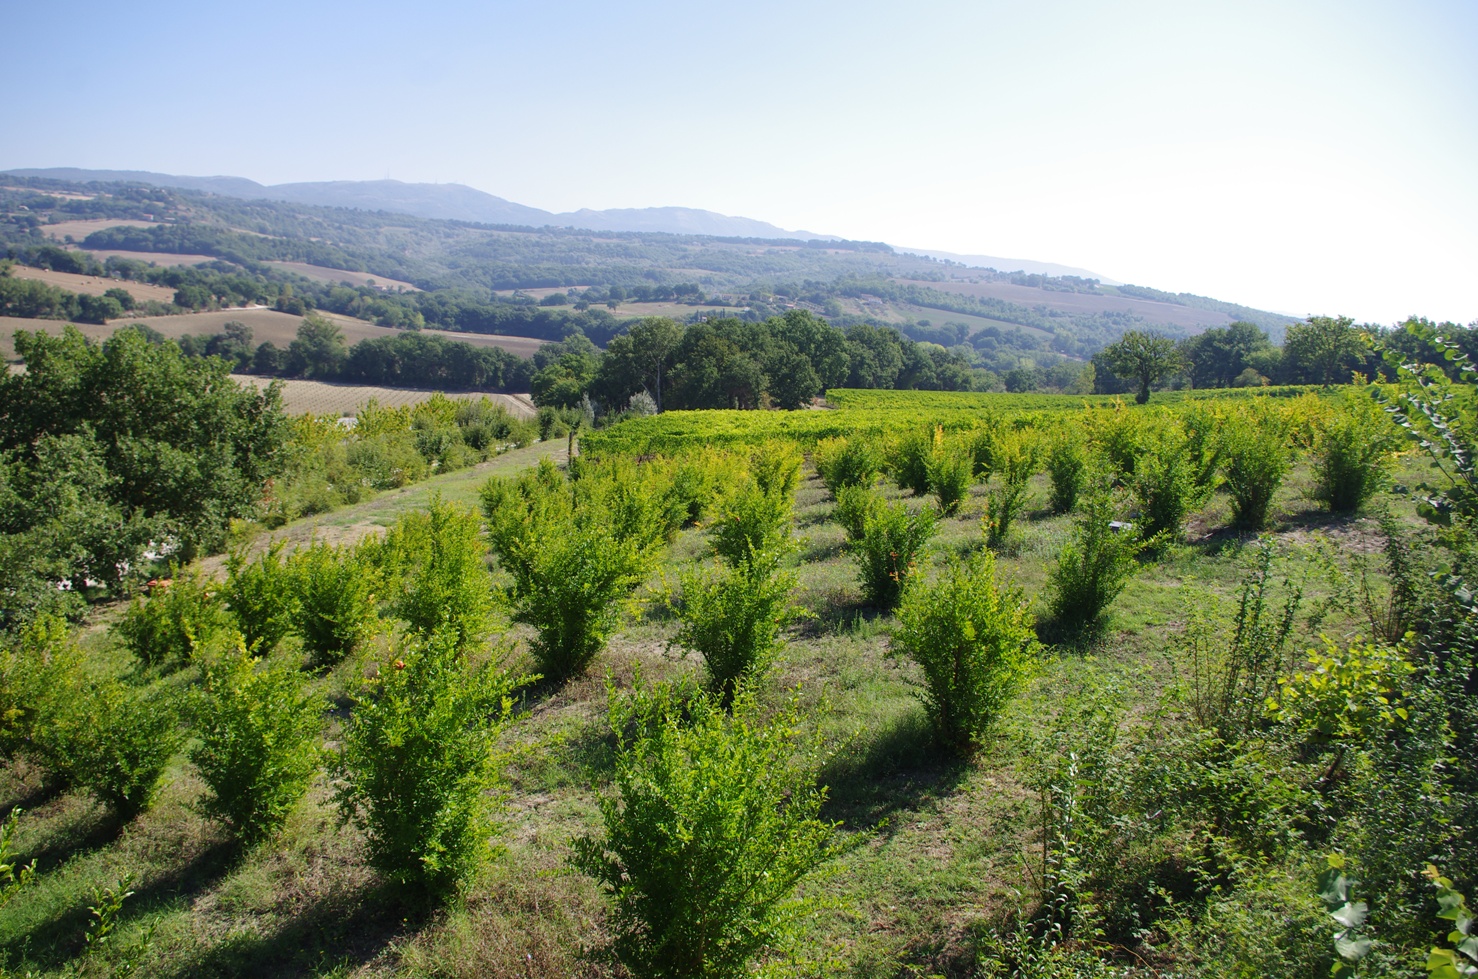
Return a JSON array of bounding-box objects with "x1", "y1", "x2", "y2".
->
[
  {"x1": 819, "y1": 708, "x2": 969, "y2": 830},
  {"x1": 798, "y1": 598, "x2": 889, "y2": 640},
  {"x1": 1035, "y1": 615, "x2": 1110, "y2": 652},
  {"x1": 13, "y1": 798, "x2": 124, "y2": 876},
  {"x1": 2, "y1": 835, "x2": 241, "y2": 972},
  {"x1": 159, "y1": 880, "x2": 427, "y2": 979}
]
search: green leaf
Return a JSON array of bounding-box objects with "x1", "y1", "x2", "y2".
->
[
  {"x1": 1334, "y1": 935, "x2": 1371, "y2": 961},
  {"x1": 1331, "y1": 900, "x2": 1368, "y2": 930}
]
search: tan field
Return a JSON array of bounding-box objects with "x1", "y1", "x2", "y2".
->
[
  {"x1": 77, "y1": 248, "x2": 219, "y2": 267},
  {"x1": 235, "y1": 376, "x2": 537, "y2": 418},
  {"x1": 0, "y1": 309, "x2": 545, "y2": 361},
  {"x1": 265, "y1": 261, "x2": 420, "y2": 292},
  {"x1": 6, "y1": 265, "x2": 179, "y2": 304},
  {"x1": 42, "y1": 218, "x2": 160, "y2": 242}
]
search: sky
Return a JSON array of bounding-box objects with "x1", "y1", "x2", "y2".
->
[{"x1": 4, "y1": 0, "x2": 1476, "y2": 324}]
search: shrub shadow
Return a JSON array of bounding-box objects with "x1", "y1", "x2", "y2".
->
[
  {"x1": 159, "y1": 880, "x2": 426, "y2": 979},
  {"x1": 797, "y1": 597, "x2": 887, "y2": 639},
  {"x1": 819, "y1": 709, "x2": 969, "y2": 830},
  {"x1": 2, "y1": 836, "x2": 240, "y2": 971}
]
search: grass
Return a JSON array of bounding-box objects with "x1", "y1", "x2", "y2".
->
[{"x1": 0, "y1": 443, "x2": 1431, "y2": 977}]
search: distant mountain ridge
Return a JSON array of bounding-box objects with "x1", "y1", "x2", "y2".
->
[
  {"x1": 3, "y1": 167, "x2": 835, "y2": 242},
  {"x1": 4, "y1": 167, "x2": 1112, "y2": 281}
]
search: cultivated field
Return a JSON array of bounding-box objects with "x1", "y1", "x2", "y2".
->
[
  {"x1": 0, "y1": 383, "x2": 1434, "y2": 977},
  {"x1": 234, "y1": 375, "x2": 537, "y2": 418},
  {"x1": 5, "y1": 265, "x2": 179, "y2": 304},
  {"x1": 74, "y1": 249, "x2": 219, "y2": 267},
  {"x1": 0, "y1": 310, "x2": 546, "y2": 361},
  {"x1": 41, "y1": 218, "x2": 159, "y2": 242},
  {"x1": 264, "y1": 262, "x2": 420, "y2": 292}
]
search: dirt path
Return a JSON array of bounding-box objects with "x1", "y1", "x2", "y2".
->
[{"x1": 197, "y1": 439, "x2": 568, "y2": 578}]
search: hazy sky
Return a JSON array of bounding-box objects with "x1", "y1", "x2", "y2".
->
[{"x1": 5, "y1": 0, "x2": 1476, "y2": 324}]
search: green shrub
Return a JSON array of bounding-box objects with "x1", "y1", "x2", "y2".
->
[
  {"x1": 749, "y1": 442, "x2": 803, "y2": 500},
  {"x1": 337, "y1": 631, "x2": 522, "y2": 897},
  {"x1": 1310, "y1": 391, "x2": 1402, "y2": 513},
  {"x1": 490, "y1": 483, "x2": 658, "y2": 683},
  {"x1": 891, "y1": 552, "x2": 1035, "y2": 755},
  {"x1": 888, "y1": 429, "x2": 934, "y2": 496},
  {"x1": 1047, "y1": 480, "x2": 1148, "y2": 634},
  {"x1": 0, "y1": 616, "x2": 86, "y2": 762},
  {"x1": 833, "y1": 483, "x2": 884, "y2": 542},
  {"x1": 927, "y1": 431, "x2": 975, "y2": 516},
  {"x1": 708, "y1": 477, "x2": 795, "y2": 569},
  {"x1": 675, "y1": 550, "x2": 798, "y2": 706},
  {"x1": 1094, "y1": 406, "x2": 1144, "y2": 478},
  {"x1": 1130, "y1": 424, "x2": 1212, "y2": 542},
  {"x1": 223, "y1": 542, "x2": 297, "y2": 653},
  {"x1": 1220, "y1": 404, "x2": 1291, "y2": 530},
  {"x1": 33, "y1": 677, "x2": 183, "y2": 820},
  {"x1": 852, "y1": 498, "x2": 938, "y2": 609},
  {"x1": 289, "y1": 541, "x2": 381, "y2": 666},
  {"x1": 982, "y1": 429, "x2": 1040, "y2": 547},
  {"x1": 1046, "y1": 436, "x2": 1089, "y2": 514},
  {"x1": 191, "y1": 639, "x2": 325, "y2": 842},
  {"x1": 573, "y1": 681, "x2": 839, "y2": 979},
  {"x1": 378, "y1": 495, "x2": 494, "y2": 650},
  {"x1": 115, "y1": 569, "x2": 230, "y2": 670},
  {"x1": 813, "y1": 436, "x2": 882, "y2": 497}
]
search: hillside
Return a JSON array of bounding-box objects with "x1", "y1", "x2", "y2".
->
[{"x1": 0, "y1": 173, "x2": 1302, "y2": 372}]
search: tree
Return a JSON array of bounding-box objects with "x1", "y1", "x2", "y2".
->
[
  {"x1": 1282, "y1": 315, "x2": 1367, "y2": 386},
  {"x1": 627, "y1": 317, "x2": 683, "y2": 412},
  {"x1": 1100, "y1": 330, "x2": 1182, "y2": 404},
  {"x1": 286, "y1": 313, "x2": 347, "y2": 379},
  {"x1": 1181, "y1": 321, "x2": 1272, "y2": 388}
]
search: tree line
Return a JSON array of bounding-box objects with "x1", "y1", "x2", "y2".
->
[
  {"x1": 1093, "y1": 314, "x2": 1478, "y2": 401},
  {"x1": 528, "y1": 310, "x2": 985, "y2": 414}
]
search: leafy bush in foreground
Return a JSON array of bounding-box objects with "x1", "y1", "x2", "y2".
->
[
  {"x1": 573, "y1": 680, "x2": 838, "y2": 979},
  {"x1": 116, "y1": 569, "x2": 230, "y2": 670},
  {"x1": 892, "y1": 552, "x2": 1036, "y2": 755},
  {"x1": 223, "y1": 542, "x2": 297, "y2": 654},
  {"x1": 337, "y1": 631, "x2": 522, "y2": 897},
  {"x1": 191, "y1": 640, "x2": 325, "y2": 842},
  {"x1": 675, "y1": 549, "x2": 798, "y2": 706},
  {"x1": 289, "y1": 540, "x2": 381, "y2": 666},
  {"x1": 1310, "y1": 391, "x2": 1402, "y2": 513},
  {"x1": 1047, "y1": 480, "x2": 1148, "y2": 634},
  {"x1": 34, "y1": 676, "x2": 183, "y2": 820},
  {"x1": 852, "y1": 497, "x2": 938, "y2": 609}
]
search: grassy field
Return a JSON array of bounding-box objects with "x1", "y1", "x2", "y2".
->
[
  {"x1": 234, "y1": 376, "x2": 536, "y2": 419},
  {"x1": 0, "y1": 310, "x2": 546, "y2": 362},
  {"x1": 0, "y1": 396, "x2": 1428, "y2": 976},
  {"x1": 5, "y1": 265, "x2": 179, "y2": 304}
]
